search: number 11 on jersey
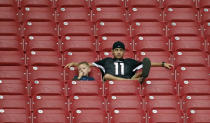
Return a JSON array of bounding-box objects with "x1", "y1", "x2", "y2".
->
[{"x1": 114, "y1": 62, "x2": 124, "y2": 75}]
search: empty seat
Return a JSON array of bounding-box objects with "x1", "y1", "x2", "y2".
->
[
  {"x1": 57, "y1": 7, "x2": 90, "y2": 22},
  {"x1": 20, "y1": 0, "x2": 53, "y2": 7},
  {"x1": 0, "y1": 7, "x2": 18, "y2": 21},
  {"x1": 128, "y1": 8, "x2": 163, "y2": 22},
  {"x1": 163, "y1": 0, "x2": 196, "y2": 8},
  {"x1": 186, "y1": 110, "x2": 210, "y2": 123},
  {"x1": 0, "y1": 51, "x2": 25, "y2": 66},
  {"x1": 68, "y1": 80, "x2": 102, "y2": 96},
  {"x1": 126, "y1": 0, "x2": 159, "y2": 8},
  {"x1": 134, "y1": 36, "x2": 169, "y2": 51},
  {"x1": 96, "y1": 22, "x2": 129, "y2": 36},
  {"x1": 26, "y1": 51, "x2": 61, "y2": 66},
  {"x1": 143, "y1": 67, "x2": 174, "y2": 80},
  {"x1": 203, "y1": 22, "x2": 210, "y2": 37},
  {"x1": 99, "y1": 51, "x2": 135, "y2": 59},
  {"x1": 200, "y1": 8, "x2": 210, "y2": 23},
  {"x1": 0, "y1": 66, "x2": 26, "y2": 80},
  {"x1": 0, "y1": 36, "x2": 22, "y2": 51},
  {"x1": 0, "y1": 22, "x2": 19, "y2": 36},
  {"x1": 56, "y1": 0, "x2": 89, "y2": 8},
  {"x1": 0, "y1": 95, "x2": 29, "y2": 109},
  {"x1": 104, "y1": 80, "x2": 141, "y2": 96},
  {"x1": 174, "y1": 52, "x2": 207, "y2": 67},
  {"x1": 90, "y1": 0, "x2": 124, "y2": 8},
  {"x1": 164, "y1": 8, "x2": 197, "y2": 22},
  {"x1": 171, "y1": 36, "x2": 204, "y2": 51},
  {"x1": 131, "y1": 22, "x2": 166, "y2": 37},
  {"x1": 198, "y1": 0, "x2": 210, "y2": 8},
  {"x1": 0, "y1": 0, "x2": 18, "y2": 7},
  {"x1": 92, "y1": 7, "x2": 126, "y2": 22},
  {"x1": 61, "y1": 36, "x2": 96, "y2": 52}
]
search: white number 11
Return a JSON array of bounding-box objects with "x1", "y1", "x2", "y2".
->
[{"x1": 114, "y1": 62, "x2": 124, "y2": 75}]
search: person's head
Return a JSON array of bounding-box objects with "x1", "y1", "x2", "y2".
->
[
  {"x1": 112, "y1": 41, "x2": 125, "y2": 59},
  {"x1": 78, "y1": 61, "x2": 91, "y2": 76}
]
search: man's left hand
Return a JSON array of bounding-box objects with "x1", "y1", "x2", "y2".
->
[{"x1": 164, "y1": 63, "x2": 174, "y2": 69}]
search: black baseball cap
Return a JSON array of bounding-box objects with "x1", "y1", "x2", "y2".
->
[{"x1": 112, "y1": 41, "x2": 125, "y2": 50}]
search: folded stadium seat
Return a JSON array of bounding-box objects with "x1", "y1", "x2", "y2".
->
[
  {"x1": 56, "y1": 0, "x2": 89, "y2": 8},
  {"x1": 0, "y1": 7, "x2": 18, "y2": 21},
  {"x1": 162, "y1": 0, "x2": 196, "y2": 8},
  {"x1": 145, "y1": 95, "x2": 181, "y2": 111},
  {"x1": 66, "y1": 67, "x2": 102, "y2": 81},
  {"x1": 104, "y1": 80, "x2": 141, "y2": 96},
  {"x1": 198, "y1": 0, "x2": 210, "y2": 8},
  {"x1": 179, "y1": 80, "x2": 210, "y2": 96},
  {"x1": 0, "y1": 109, "x2": 30, "y2": 123},
  {"x1": 21, "y1": 7, "x2": 55, "y2": 22},
  {"x1": 126, "y1": 0, "x2": 159, "y2": 8},
  {"x1": 0, "y1": 51, "x2": 25, "y2": 66},
  {"x1": 0, "y1": 79, "x2": 27, "y2": 95},
  {"x1": 24, "y1": 22, "x2": 57, "y2": 36},
  {"x1": 131, "y1": 22, "x2": 166, "y2": 37},
  {"x1": 30, "y1": 80, "x2": 65, "y2": 96},
  {"x1": 0, "y1": 0, "x2": 18, "y2": 7},
  {"x1": 92, "y1": 7, "x2": 126, "y2": 22},
  {"x1": 176, "y1": 67, "x2": 209, "y2": 82},
  {"x1": 61, "y1": 36, "x2": 96, "y2": 52},
  {"x1": 26, "y1": 51, "x2": 61, "y2": 66},
  {"x1": 0, "y1": 36, "x2": 22, "y2": 51},
  {"x1": 186, "y1": 110, "x2": 210, "y2": 123},
  {"x1": 171, "y1": 36, "x2": 205, "y2": 52},
  {"x1": 68, "y1": 80, "x2": 102, "y2": 96},
  {"x1": 90, "y1": 0, "x2": 125, "y2": 8},
  {"x1": 0, "y1": 22, "x2": 20, "y2": 36},
  {"x1": 56, "y1": 7, "x2": 90, "y2": 22},
  {"x1": 69, "y1": 95, "x2": 105, "y2": 112},
  {"x1": 110, "y1": 109, "x2": 146, "y2": 123},
  {"x1": 142, "y1": 80, "x2": 177, "y2": 95},
  {"x1": 97, "y1": 36, "x2": 132, "y2": 52},
  {"x1": 72, "y1": 109, "x2": 108, "y2": 123},
  {"x1": 32, "y1": 95, "x2": 67, "y2": 112},
  {"x1": 136, "y1": 51, "x2": 172, "y2": 63},
  {"x1": 207, "y1": 37, "x2": 210, "y2": 53},
  {"x1": 164, "y1": 8, "x2": 198, "y2": 22},
  {"x1": 96, "y1": 22, "x2": 130, "y2": 36},
  {"x1": 0, "y1": 66, "x2": 26, "y2": 80},
  {"x1": 182, "y1": 95, "x2": 210, "y2": 111},
  {"x1": 147, "y1": 109, "x2": 184, "y2": 123},
  {"x1": 203, "y1": 22, "x2": 210, "y2": 37},
  {"x1": 20, "y1": 0, "x2": 53, "y2": 7},
  {"x1": 33, "y1": 109, "x2": 70, "y2": 123},
  {"x1": 28, "y1": 66, "x2": 63, "y2": 81},
  {"x1": 200, "y1": 8, "x2": 210, "y2": 24},
  {"x1": 107, "y1": 95, "x2": 143, "y2": 112},
  {"x1": 99, "y1": 51, "x2": 135, "y2": 59},
  {"x1": 0, "y1": 95, "x2": 29, "y2": 109},
  {"x1": 59, "y1": 22, "x2": 93, "y2": 36},
  {"x1": 25, "y1": 36, "x2": 59, "y2": 51},
  {"x1": 128, "y1": 8, "x2": 163, "y2": 23},
  {"x1": 167, "y1": 22, "x2": 201, "y2": 37},
  {"x1": 134, "y1": 36, "x2": 169, "y2": 52},
  {"x1": 174, "y1": 51, "x2": 208, "y2": 67}
]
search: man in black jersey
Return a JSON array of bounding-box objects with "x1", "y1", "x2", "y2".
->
[{"x1": 65, "y1": 41, "x2": 173, "y2": 83}]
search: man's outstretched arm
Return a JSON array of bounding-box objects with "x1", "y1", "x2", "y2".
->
[
  {"x1": 64, "y1": 62, "x2": 94, "y2": 68},
  {"x1": 151, "y1": 62, "x2": 173, "y2": 69}
]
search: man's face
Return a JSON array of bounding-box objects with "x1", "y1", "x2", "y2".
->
[
  {"x1": 78, "y1": 64, "x2": 90, "y2": 76},
  {"x1": 112, "y1": 48, "x2": 125, "y2": 59}
]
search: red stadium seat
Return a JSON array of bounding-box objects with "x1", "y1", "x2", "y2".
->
[
  {"x1": 61, "y1": 36, "x2": 96, "y2": 52},
  {"x1": 176, "y1": 67, "x2": 209, "y2": 81},
  {"x1": 0, "y1": 0, "x2": 18, "y2": 7},
  {"x1": 72, "y1": 110, "x2": 108, "y2": 123},
  {"x1": 24, "y1": 22, "x2": 57, "y2": 36},
  {"x1": 68, "y1": 80, "x2": 102, "y2": 96},
  {"x1": 128, "y1": 8, "x2": 163, "y2": 22},
  {"x1": 186, "y1": 110, "x2": 210, "y2": 123},
  {"x1": 171, "y1": 36, "x2": 204, "y2": 51},
  {"x1": 92, "y1": 7, "x2": 126, "y2": 22},
  {"x1": 99, "y1": 51, "x2": 135, "y2": 59},
  {"x1": 164, "y1": 8, "x2": 197, "y2": 22},
  {"x1": 31, "y1": 80, "x2": 65, "y2": 96},
  {"x1": 0, "y1": 51, "x2": 25, "y2": 66},
  {"x1": 0, "y1": 66, "x2": 26, "y2": 80},
  {"x1": 26, "y1": 51, "x2": 61, "y2": 66},
  {"x1": 90, "y1": 0, "x2": 124, "y2": 8},
  {"x1": 0, "y1": 36, "x2": 22, "y2": 51},
  {"x1": 198, "y1": 0, "x2": 210, "y2": 8},
  {"x1": 0, "y1": 109, "x2": 30, "y2": 123},
  {"x1": 134, "y1": 36, "x2": 169, "y2": 51},
  {"x1": 200, "y1": 8, "x2": 210, "y2": 23},
  {"x1": 110, "y1": 109, "x2": 146, "y2": 123},
  {"x1": 20, "y1": 0, "x2": 53, "y2": 7},
  {"x1": 107, "y1": 95, "x2": 143, "y2": 112},
  {"x1": 98, "y1": 36, "x2": 132, "y2": 52},
  {"x1": 56, "y1": 0, "x2": 89, "y2": 8},
  {"x1": 0, "y1": 95, "x2": 29, "y2": 109},
  {"x1": 57, "y1": 7, "x2": 90, "y2": 22},
  {"x1": 126, "y1": 0, "x2": 159, "y2": 8},
  {"x1": 25, "y1": 36, "x2": 59, "y2": 51},
  {"x1": 131, "y1": 22, "x2": 166, "y2": 37},
  {"x1": 96, "y1": 22, "x2": 129, "y2": 36},
  {"x1": 0, "y1": 22, "x2": 19, "y2": 36},
  {"x1": 70, "y1": 96, "x2": 105, "y2": 111},
  {"x1": 174, "y1": 52, "x2": 208, "y2": 67},
  {"x1": 104, "y1": 80, "x2": 141, "y2": 96},
  {"x1": 0, "y1": 79, "x2": 27, "y2": 95},
  {"x1": 203, "y1": 22, "x2": 210, "y2": 37},
  {"x1": 59, "y1": 22, "x2": 93, "y2": 36},
  {"x1": 163, "y1": 0, "x2": 196, "y2": 8},
  {"x1": 143, "y1": 67, "x2": 174, "y2": 80},
  {"x1": 0, "y1": 7, "x2": 18, "y2": 21}
]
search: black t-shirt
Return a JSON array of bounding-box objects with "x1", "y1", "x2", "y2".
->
[{"x1": 93, "y1": 57, "x2": 142, "y2": 79}]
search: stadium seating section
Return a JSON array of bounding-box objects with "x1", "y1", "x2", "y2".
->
[{"x1": 0, "y1": 0, "x2": 209, "y2": 122}]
